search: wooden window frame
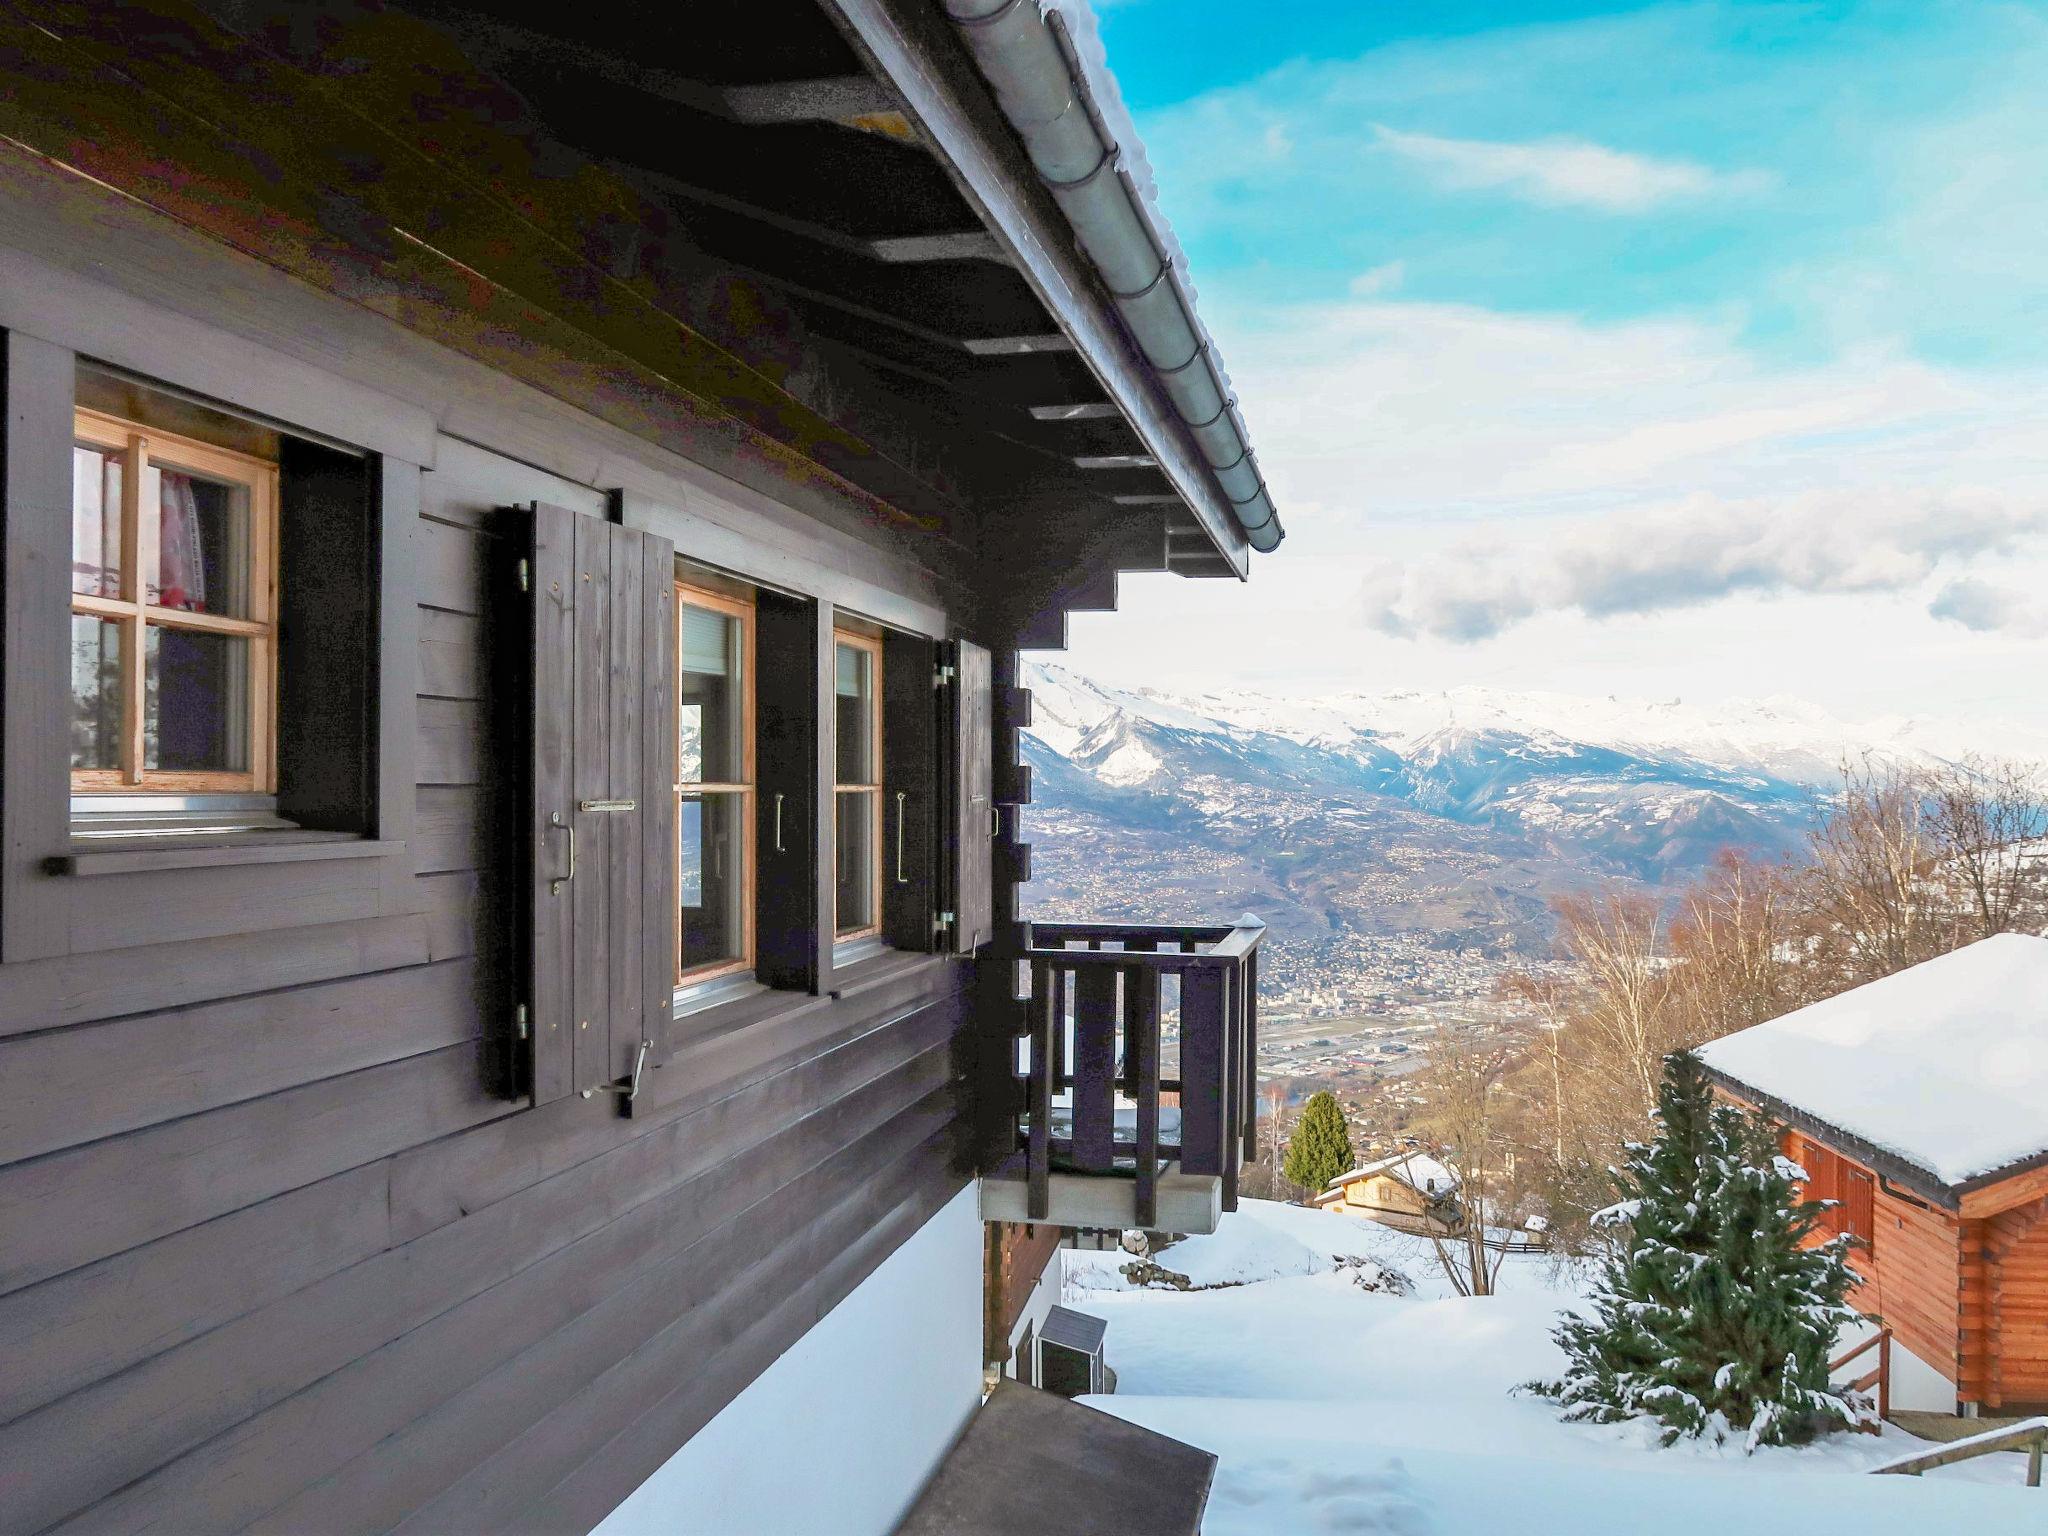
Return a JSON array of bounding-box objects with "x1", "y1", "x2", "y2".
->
[
  {"x1": 675, "y1": 580, "x2": 756, "y2": 988},
  {"x1": 832, "y1": 627, "x2": 884, "y2": 943},
  {"x1": 69, "y1": 406, "x2": 279, "y2": 795}
]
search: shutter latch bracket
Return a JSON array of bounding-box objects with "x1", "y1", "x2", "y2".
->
[{"x1": 582, "y1": 1038, "x2": 653, "y2": 1103}]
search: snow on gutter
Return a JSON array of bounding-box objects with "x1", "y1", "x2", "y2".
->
[{"x1": 943, "y1": 0, "x2": 1283, "y2": 554}]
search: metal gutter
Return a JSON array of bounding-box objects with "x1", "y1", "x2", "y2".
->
[{"x1": 942, "y1": 0, "x2": 1283, "y2": 554}]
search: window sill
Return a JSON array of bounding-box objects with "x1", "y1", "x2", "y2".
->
[{"x1": 48, "y1": 831, "x2": 404, "y2": 877}]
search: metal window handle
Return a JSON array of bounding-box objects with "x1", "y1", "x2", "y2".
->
[
  {"x1": 895, "y1": 791, "x2": 908, "y2": 885},
  {"x1": 549, "y1": 810, "x2": 575, "y2": 895},
  {"x1": 774, "y1": 793, "x2": 785, "y2": 854}
]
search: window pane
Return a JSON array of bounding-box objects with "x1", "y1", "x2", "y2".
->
[
  {"x1": 148, "y1": 464, "x2": 250, "y2": 618},
  {"x1": 678, "y1": 603, "x2": 744, "y2": 784},
  {"x1": 72, "y1": 444, "x2": 122, "y2": 599},
  {"x1": 70, "y1": 616, "x2": 124, "y2": 770},
  {"x1": 145, "y1": 625, "x2": 251, "y2": 773},
  {"x1": 679, "y1": 792, "x2": 749, "y2": 976},
  {"x1": 835, "y1": 641, "x2": 874, "y2": 785},
  {"x1": 836, "y1": 790, "x2": 876, "y2": 936}
]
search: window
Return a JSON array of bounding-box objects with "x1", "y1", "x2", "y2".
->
[
  {"x1": 69, "y1": 408, "x2": 278, "y2": 795},
  {"x1": 833, "y1": 628, "x2": 882, "y2": 940},
  {"x1": 676, "y1": 582, "x2": 755, "y2": 984}
]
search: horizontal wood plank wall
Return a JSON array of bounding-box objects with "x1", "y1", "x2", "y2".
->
[
  {"x1": 1985, "y1": 1199, "x2": 2048, "y2": 1410},
  {"x1": 1850, "y1": 1171, "x2": 1962, "y2": 1392},
  {"x1": 0, "y1": 421, "x2": 977, "y2": 1536}
]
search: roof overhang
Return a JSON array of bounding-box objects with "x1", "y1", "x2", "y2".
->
[
  {"x1": 822, "y1": 0, "x2": 1276, "y2": 577},
  {"x1": 1705, "y1": 1064, "x2": 2048, "y2": 1215}
]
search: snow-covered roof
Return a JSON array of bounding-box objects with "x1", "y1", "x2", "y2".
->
[
  {"x1": 1327, "y1": 1151, "x2": 1460, "y2": 1196},
  {"x1": 1696, "y1": 933, "x2": 2048, "y2": 1189}
]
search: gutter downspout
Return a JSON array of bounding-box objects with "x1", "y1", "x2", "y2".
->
[{"x1": 944, "y1": 0, "x2": 1283, "y2": 554}]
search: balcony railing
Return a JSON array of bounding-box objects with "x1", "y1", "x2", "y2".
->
[{"x1": 999, "y1": 917, "x2": 1265, "y2": 1229}]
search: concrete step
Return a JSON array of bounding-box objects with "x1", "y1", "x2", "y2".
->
[{"x1": 894, "y1": 1380, "x2": 1214, "y2": 1536}]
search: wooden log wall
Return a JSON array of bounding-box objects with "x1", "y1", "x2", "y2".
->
[{"x1": 0, "y1": 260, "x2": 978, "y2": 1536}]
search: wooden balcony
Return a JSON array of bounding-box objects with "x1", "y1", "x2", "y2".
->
[{"x1": 980, "y1": 918, "x2": 1264, "y2": 1235}]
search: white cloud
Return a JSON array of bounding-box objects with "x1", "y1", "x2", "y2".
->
[
  {"x1": 1930, "y1": 578, "x2": 2048, "y2": 638},
  {"x1": 1371, "y1": 125, "x2": 1769, "y2": 212},
  {"x1": 1347, "y1": 260, "x2": 1406, "y2": 297},
  {"x1": 1363, "y1": 490, "x2": 2044, "y2": 642}
]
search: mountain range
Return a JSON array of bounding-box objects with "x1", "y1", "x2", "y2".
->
[{"x1": 1017, "y1": 662, "x2": 2048, "y2": 967}]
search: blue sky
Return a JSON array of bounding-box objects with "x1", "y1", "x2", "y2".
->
[{"x1": 1061, "y1": 2, "x2": 2048, "y2": 729}]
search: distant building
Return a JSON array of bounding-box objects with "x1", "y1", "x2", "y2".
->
[
  {"x1": 1699, "y1": 934, "x2": 2048, "y2": 1416},
  {"x1": 1314, "y1": 1150, "x2": 1464, "y2": 1236}
]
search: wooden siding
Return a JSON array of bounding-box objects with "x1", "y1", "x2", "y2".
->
[
  {"x1": 1775, "y1": 1125, "x2": 2048, "y2": 1411},
  {"x1": 1, "y1": 348, "x2": 976, "y2": 1535},
  {"x1": 1985, "y1": 1197, "x2": 2048, "y2": 1411},
  {"x1": 985, "y1": 1221, "x2": 1062, "y2": 1366}
]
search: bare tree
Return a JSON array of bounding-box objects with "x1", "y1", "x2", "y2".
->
[
  {"x1": 1413, "y1": 1026, "x2": 1521, "y2": 1297},
  {"x1": 1801, "y1": 756, "x2": 1945, "y2": 983},
  {"x1": 1926, "y1": 755, "x2": 2048, "y2": 939},
  {"x1": 1552, "y1": 890, "x2": 1673, "y2": 1122},
  {"x1": 1667, "y1": 848, "x2": 1807, "y2": 1042}
]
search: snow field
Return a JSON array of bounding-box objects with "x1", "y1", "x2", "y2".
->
[{"x1": 1070, "y1": 1201, "x2": 2044, "y2": 1534}]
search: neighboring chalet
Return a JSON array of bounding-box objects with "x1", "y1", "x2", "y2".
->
[
  {"x1": 0, "y1": 3, "x2": 1277, "y2": 1534},
  {"x1": 1699, "y1": 934, "x2": 2048, "y2": 1417},
  {"x1": 1315, "y1": 1150, "x2": 1465, "y2": 1236}
]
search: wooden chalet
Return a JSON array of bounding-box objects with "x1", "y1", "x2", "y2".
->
[
  {"x1": 1313, "y1": 1150, "x2": 1465, "y2": 1236},
  {"x1": 1699, "y1": 934, "x2": 2048, "y2": 1417},
  {"x1": 0, "y1": 2, "x2": 1278, "y2": 1532}
]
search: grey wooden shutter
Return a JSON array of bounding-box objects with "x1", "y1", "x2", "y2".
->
[
  {"x1": 947, "y1": 638, "x2": 994, "y2": 955},
  {"x1": 512, "y1": 503, "x2": 676, "y2": 1103}
]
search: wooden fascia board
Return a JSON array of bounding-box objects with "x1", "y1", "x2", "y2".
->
[
  {"x1": 821, "y1": 0, "x2": 1253, "y2": 580},
  {"x1": 1957, "y1": 1159, "x2": 2048, "y2": 1219}
]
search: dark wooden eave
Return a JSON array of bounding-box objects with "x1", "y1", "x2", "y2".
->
[{"x1": 4, "y1": 0, "x2": 1241, "y2": 636}]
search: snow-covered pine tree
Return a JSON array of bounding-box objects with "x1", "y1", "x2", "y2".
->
[
  {"x1": 1528, "y1": 1051, "x2": 1862, "y2": 1451},
  {"x1": 1281, "y1": 1091, "x2": 1354, "y2": 1199}
]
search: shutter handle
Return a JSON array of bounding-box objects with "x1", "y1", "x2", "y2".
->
[
  {"x1": 895, "y1": 791, "x2": 908, "y2": 885},
  {"x1": 549, "y1": 810, "x2": 575, "y2": 895},
  {"x1": 774, "y1": 793, "x2": 786, "y2": 854}
]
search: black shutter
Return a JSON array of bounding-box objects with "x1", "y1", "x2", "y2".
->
[
  {"x1": 946, "y1": 638, "x2": 994, "y2": 955},
  {"x1": 507, "y1": 503, "x2": 676, "y2": 1103},
  {"x1": 882, "y1": 630, "x2": 937, "y2": 951},
  {"x1": 755, "y1": 591, "x2": 823, "y2": 992}
]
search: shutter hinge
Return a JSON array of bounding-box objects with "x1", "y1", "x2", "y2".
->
[
  {"x1": 934, "y1": 909, "x2": 956, "y2": 936},
  {"x1": 514, "y1": 1002, "x2": 530, "y2": 1041},
  {"x1": 516, "y1": 557, "x2": 531, "y2": 593},
  {"x1": 934, "y1": 663, "x2": 956, "y2": 688}
]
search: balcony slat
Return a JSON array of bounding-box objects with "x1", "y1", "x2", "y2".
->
[
  {"x1": 1180, "y1": 966, "x2": 1226, "y2": 1177},
  {"x1": 1071, "y1": 967, "x2": 1119, "y2": 1171},
  {"x1": 1241, "y1": 950, "x2": 1260, "y2": 1165},
  {"x1": 1133, "y1": 965, "x2": 1161, "y2": 1229},
  {"x1": 1028, "y1": 958, "x2": 1054, "y2": 1221}
]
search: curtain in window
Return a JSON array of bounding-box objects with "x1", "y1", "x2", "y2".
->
[{"x1": 158, "y1": 471, "x2": 208, "y2": 613}]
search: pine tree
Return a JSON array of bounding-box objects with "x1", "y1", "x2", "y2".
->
[
  {"x1": 1528, "y1": 1051, "x2": 1861, "y2": 1451},
  {"x1": 1282, "y1": 1091, "x2": 1354, "y2": 1198}
]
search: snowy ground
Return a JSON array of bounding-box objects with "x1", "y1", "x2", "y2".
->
[{"x1": 1067, "y1": 1200, "x2": 2042, "y2": 1535}]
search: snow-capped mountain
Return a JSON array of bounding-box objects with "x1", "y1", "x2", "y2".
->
[{"x1": 1018, "y1": 662, "x2": 2048, "y2": 962}]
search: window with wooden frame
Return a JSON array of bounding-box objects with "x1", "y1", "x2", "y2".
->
[
  {"x1": 69, "y1": 407, "x2": 278, "y2": 798},
  {"x1": 833, "y1": 628, "x2": 883, "y2": 941},
  {"x1": 676, "y1": 581, "x2": 755, "y2": 985}
]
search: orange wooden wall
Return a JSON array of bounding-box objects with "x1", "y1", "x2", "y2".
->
[{"x1": 1984, "y1": 1195, "x2": 2048, "y2": 1410}]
